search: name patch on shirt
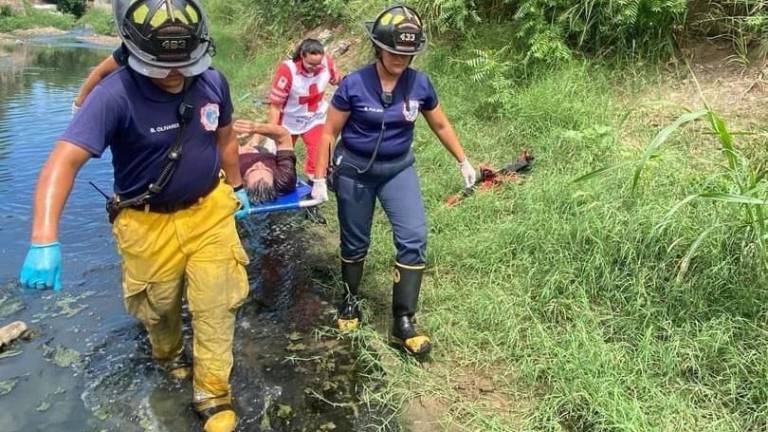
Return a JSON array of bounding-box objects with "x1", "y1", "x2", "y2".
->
[
  {"x1": 200, "y1": 103, "x2": 220, "y2": 132},
  {"x1": 150, "y1": 123, "x2": 180, "y2": 134}
]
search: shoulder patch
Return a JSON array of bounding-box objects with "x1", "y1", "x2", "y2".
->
[
  {"x1": 200, "y1": 103, "x2": 220, "y2": 131},
  {"x1": 277, "y1": 76, "x2": 289, "y2": 90}
]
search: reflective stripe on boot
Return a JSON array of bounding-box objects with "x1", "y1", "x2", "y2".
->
[
  {"x1": 337, "y1": 257, "x2": 364, "y2": 331},
  {"x1": 195, "y1": 396, "x2": 237, "y2": 432},
  {"x1": 391, "y1": 263, "x2": 432, "y2": 356}
]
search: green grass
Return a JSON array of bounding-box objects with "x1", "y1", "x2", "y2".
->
[
  {"x1": 208, "y1": 3, "x2": 768, "y2": 430},
  {"x1": 0, "y1": 4, "x2": 74, "y2": 33},
  {"x1": 77, "y1": 7, "x2": 114, "y2": 36}
]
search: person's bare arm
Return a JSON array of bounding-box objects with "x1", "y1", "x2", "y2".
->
[
  {"x1": 233, "y1": 120, "x2": 292, "y2": 150},
  {"x1": 73, "y1": 56, "x2": 120, "y2": 108},
  {"x1": 30, "y1": 142, "x2": 92, "y2": 243},
  {"x1": 421, "y1": 105, "x2": 467, "y2": 163},
  {"x1": 217, "y1": 124, "x2": 242, "y2": 188},
  {"x1": 315, "y1": 106, "x2": 350, "y2": 179},
  {"x1": 267, "y1": 103, "x2": 282, "y2": 125}
]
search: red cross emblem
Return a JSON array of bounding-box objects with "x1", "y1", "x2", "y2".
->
[{"x1": 298, "y1": 84, "x2": 323, "y2": 112}]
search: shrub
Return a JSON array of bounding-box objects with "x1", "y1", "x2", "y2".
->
[
  {"x1": 57, "y1": 0, "x2": 87, "y2": 19},
  {"x1": 78, "y1": 7, "x2": 115, "y2": 35}
]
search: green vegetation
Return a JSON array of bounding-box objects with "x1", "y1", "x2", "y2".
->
[
  {"x1": 56, "y1": 0, "x2": 86, "y2": 18},
  {"x1": 77, "y1": 7, "x2": 115, "y2": 36},
  {"x1": 0, "y1": 1, "x2": 113, "y2": 35},
  {"x1": 0, "y1": 2, "x2": 74, "y2": 33},
  {"x1": 206, "y1": 0, "x2": 768, "y2": 429}
]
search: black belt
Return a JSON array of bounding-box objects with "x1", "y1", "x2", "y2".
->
[{"x1": 124, "y1": 176, "x2": 220, "y2": 214}]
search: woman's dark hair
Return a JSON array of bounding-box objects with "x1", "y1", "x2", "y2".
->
[{"x1": 292, "y1": 39, "x2": 325, "y2": 61}]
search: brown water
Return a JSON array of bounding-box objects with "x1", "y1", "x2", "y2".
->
[{"x1": 0, "y1": 35, "x2": 393, "y2": 432}]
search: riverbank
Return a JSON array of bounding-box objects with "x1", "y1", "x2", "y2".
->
[
  {"x1": 0, "y1": 3, "x2": 114, "y2": 38},
  {"x1": 207, "y1": 4, "x2": 768, "y2": 431}
]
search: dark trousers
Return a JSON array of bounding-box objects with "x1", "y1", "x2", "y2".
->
[{"x1": 334, "y1": 149, "x2": 427, "y2": 266}]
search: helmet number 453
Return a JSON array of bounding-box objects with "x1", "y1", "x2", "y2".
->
[{"x1": 162, "y1": 40, "x2": 187, "y2": 50}]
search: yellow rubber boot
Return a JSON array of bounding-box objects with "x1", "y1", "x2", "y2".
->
[
  {"x1": 337, "y1": 258, "x2": 364, "y2": 332},
  {"x1": 196, "y1": 397, "x2": 237, "y2": 432},
  {"x1": 202, "y1": 410, "x2": 237, "y2": 432},
  {"x1": 391, "y1": 264, "x2": 432, "y2": 356},
  {"x1": 158, "y1": 351, "x2": 192, "y2": 380}
]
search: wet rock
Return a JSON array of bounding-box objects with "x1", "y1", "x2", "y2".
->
[{"x1": 0, "y1": 320, "x2": 27, "y2": 347}]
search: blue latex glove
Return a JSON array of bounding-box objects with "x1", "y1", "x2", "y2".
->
[
  {"x1": 234, "y1": 188, "x2": 251, "y2": 220},
  {"x1": 19, "y1": 242, "x2": 62, "y2": 291}
]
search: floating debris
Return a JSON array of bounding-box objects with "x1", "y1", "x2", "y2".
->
[
  {"x1": 0, "y1": 378, "x2": 18, "y2": 397},
  {"x1": 35, "y1": 401, "x2": 51, "y2": 412},
  {"x1": 54, "y1": 291, "x2": 95, "y2": 318},
  {"x1": 0, "y1": 295, "x2": 24, "y2": 318},
  {"x1": 277, "y1": 404, "x2": 293, "y2": 419},
  {"x1": 42, "y1": 342, "x2": 82, "y2": 368},
  {"x1": 286, "y1": 342, "x2": 307, "y2": 352},
  {"x1": 319, "y1": 421, "x2": 337, "y2": 430},
  {"x1": 287, "y1": 331, "x2": 303, "y2": 342},
  {"x1": 0, "y1": 347, "x2": 22, "y2": 359},
  {"x1": 91, "y1": 406, "x2": 111, "y2": 421}
]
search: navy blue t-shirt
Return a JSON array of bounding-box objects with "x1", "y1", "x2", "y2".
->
[
  {"x1": 61, "y1": 68, "x2": 233, "y2": 205},
  {"x1": 331, "y1": 63, "x2": 438, "y2": 159},
  {"x1": 112, "y1": 44, "x2": 128, "y2": 66}
]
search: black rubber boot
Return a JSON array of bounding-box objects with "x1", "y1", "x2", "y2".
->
[
  {"x1": 337, "y1": 259, "x2": 364, "y2": 332},
  {"x1": 390, "y1": 265, "x2": 431, "y2": 356}
]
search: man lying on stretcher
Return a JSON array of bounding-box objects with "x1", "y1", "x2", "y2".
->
[{"x1": 233, "y1": 120, "x2": 297, "y2": 204}]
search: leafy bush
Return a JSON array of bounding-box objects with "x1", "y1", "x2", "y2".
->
[
  {"x1": 57, "y1": 0, "x2": 86, "y2": 19},
  {"x1": 412, "y1": 0, "x2": 688, "y2": 61},
  {"x1": 78, "y1": 7, "x2": 115, "y2": 35},
  {"x1": 514, "y1": 0, "x2": 688, "y2": 60},
  {"x1": 207, "y1": 0, "x2": 345, "y2": 42}
]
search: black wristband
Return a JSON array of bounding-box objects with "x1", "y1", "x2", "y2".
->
[{"x1": 233, "y1": 184, "x2": 244, "y2": 192}]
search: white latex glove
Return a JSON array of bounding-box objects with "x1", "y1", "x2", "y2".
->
[
  {"x1": 71, "y1": 101, "x2": 80, "y2": 116},
  {"x1": 311, "y1": 178, "x2": 329, "y2": 202},
  {"x1": 459, "y1": 158, "x2": 477, "y2": 189}
]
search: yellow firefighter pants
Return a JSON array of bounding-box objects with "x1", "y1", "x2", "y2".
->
[{"x1": 111, "y1": 180, "x2": 249, "y2": 405}]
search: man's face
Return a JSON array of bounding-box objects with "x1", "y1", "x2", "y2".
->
[
  {"x1": 151, "y1": 69, "x2": 185, "y2": 92},
  {"x1": 245, "y1": 162, "x2": 276, "y2": 203}
]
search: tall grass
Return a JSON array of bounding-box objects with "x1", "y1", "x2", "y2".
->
[
  {"x1": 345, "y1": 35, "x2": 768, "y2": 431},
  {"x1": 202, "y1": 1, "x2": 768, "y2": 430}
]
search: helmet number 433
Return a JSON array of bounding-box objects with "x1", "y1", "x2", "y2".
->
[{"x1": 399, "y1": 33, "x2": 416, "y2": 42}]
